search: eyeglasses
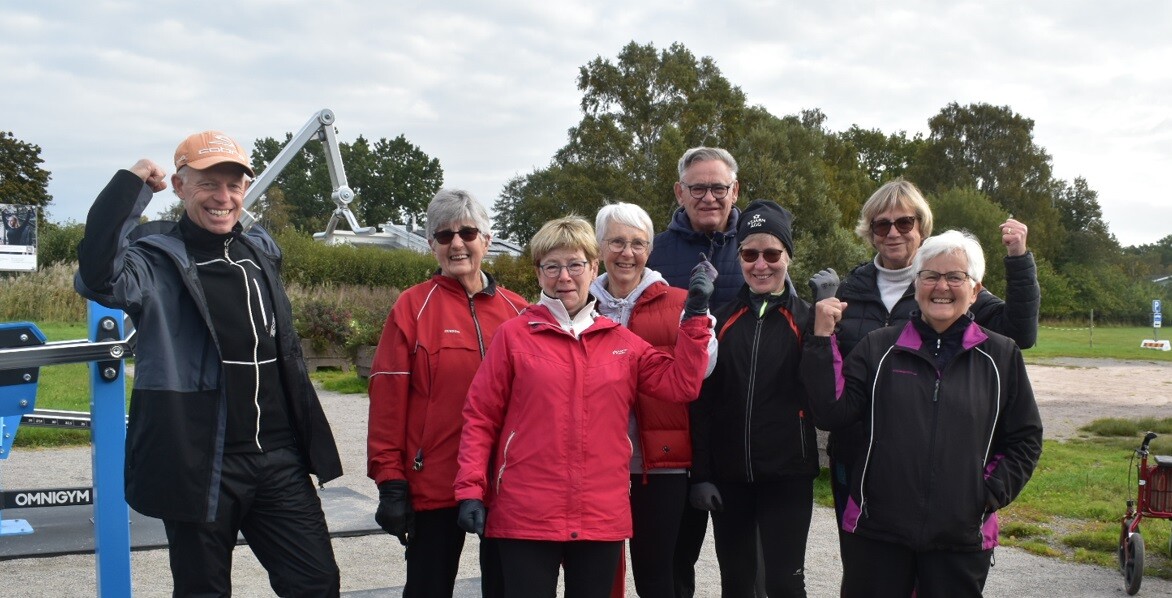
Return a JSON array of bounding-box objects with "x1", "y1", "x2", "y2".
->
[
  {"x1": 916, "y1": 270, "x2": 972, "y2": 287},
  {"x1": 870, "y1": 216, "x2": 917, "y2": 236},
  {"x1": 606, "y1": 238, "x2": 650, "y2": 254},
  {"x1": 739, "y1": 248, "x2": 785, "y2": 263},
  {"x1": 433, "y1": 227, "x2": 481, "y2": 244},
  {"x1": 539, "y1": 261, "x2": 589, "y2": 278},
  {"x1": 683, "y1": 183, "x2": 733, "y2": 200}
]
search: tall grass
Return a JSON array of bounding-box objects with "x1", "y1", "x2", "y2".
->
[{"x1": 0, "y1": 263, "x2": 87, "y2": 322}]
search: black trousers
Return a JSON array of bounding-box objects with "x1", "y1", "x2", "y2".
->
[
  {"x1": 710, "y1": 478, "x2": 813, "y2": 598},
  {"x1": 496, "y1": 538, "x2": 623, "y2": 598},
  {"x1": 672, "y1": 501, "x2": 709, "y2": 598},
  {"x1": 162, "y1": 446, "x2": 339, "y2": 597},
  {"x1": 840, "y1": 532, "x2": 993, "y2": 598},
  {"x1": 630, "y1": 473, "x2": 688, "y2": 598},
  {"x1": 401, "y1": 507, "x2": 504, "y2": 598}
]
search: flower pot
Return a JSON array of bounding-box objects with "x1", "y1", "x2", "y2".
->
[{"x1": 301, "y1": 339, "x2": 351, "y2": 373}]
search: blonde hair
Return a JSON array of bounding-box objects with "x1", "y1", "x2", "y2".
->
[
  {"x1": 854, "y1": 179, "x2": 934, "y2": 241},
  {"x1": 529, "y1": 215, "x2": 598, "y2": 266}
]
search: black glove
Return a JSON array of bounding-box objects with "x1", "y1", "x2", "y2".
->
[
  {"x1": 689, "y1": 481, "x2": 723, "y2": 512},
  {"x1": 684, "y1": 255, "x2": 717, "y2": 317},
  {"x1": 374, "y1": 480, "x2": 414, "y2": 546},
  {"x1": 807, "y1": 268, "x2": 840, "y2": 302},
  {"x1": 457, "y1": 499, "x2": 486, "y2": 536}
]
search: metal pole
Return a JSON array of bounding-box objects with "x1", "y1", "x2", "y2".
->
[
  {"x1": 1089, "y1": 309, "x2": 1094, "y2": 349},
  {"x1": 88, "y1": 302, "x2": 131, "y2": 596}
]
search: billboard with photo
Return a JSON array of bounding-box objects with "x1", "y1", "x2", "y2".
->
[{"x1": 0, "y1": 204, "x2": 38, "y2": 272}]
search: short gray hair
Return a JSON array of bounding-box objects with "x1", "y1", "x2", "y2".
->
[
  {"x1": 425, "y1": 189, "x2": 492, "y2": 241},
  {"x1": 913, "y1": 230, "x2": 986, "y2": 284},
  {"x1": 678, "y1": 146, "x2": 738, "y2": 180},
  {"x1": 594, "y1": 202, "x2": 654, "y2": 251}
]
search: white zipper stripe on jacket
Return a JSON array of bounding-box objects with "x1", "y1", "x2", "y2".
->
[
  {"x1": 857, "y1": 343, "x2": 897, "y2": 531},
  {"x1": 975, "y1": 347, "x2": 1001, "y2": 468},
  {"x1": 201, "y1": 238, "x2": 267, "y2": 452}
]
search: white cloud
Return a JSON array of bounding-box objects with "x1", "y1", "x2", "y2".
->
[{"x1": 1, "y1": 0, "x2": 1169, "y2": 245}]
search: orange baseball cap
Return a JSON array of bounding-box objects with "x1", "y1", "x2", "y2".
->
[{"x1": 173, "y1": 130, "x2": 255, "y2": 176}]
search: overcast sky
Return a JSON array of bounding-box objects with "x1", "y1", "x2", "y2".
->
[{"x1": 2, "y1": 0, "x2": 1169, "y2": 246}]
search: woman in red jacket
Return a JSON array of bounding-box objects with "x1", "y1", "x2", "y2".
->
[
  {"x1": 366, "y1": 189, "x2": 527, "y2": 597},
  {"x1": 453, "y1": 215, "x2": 714, "y2": 598},
  {"x1": 588, "y1": 203, "x2": 716, "y2": 598}
]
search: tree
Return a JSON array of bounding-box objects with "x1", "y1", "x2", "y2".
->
[
  {"x1": 494, "y1": 41, "x2": 749, "y2": 240},
  {"x1": 734, "y1": 108, "x2": 869, "y2": 284},
  {"x1": 1053, "y1": 177, "x2": 1116, "y2": 267},
  {"x1": 354, "y1": 135, "x2": 444, "y2": 228},
  {"x1": 837, "y1": 125, "x2": 923, "y2": 184},
  {"x1": 908, "y1": 102, "x2": 1065, "y2": 260},
  {"x1": 0, "y1": 131, "x2": 53, "y2": 210}
]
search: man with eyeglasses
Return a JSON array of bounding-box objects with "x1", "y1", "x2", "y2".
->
[
  {"x1": 74, "y1": 132, "x2": 342, "y2": 596},
  {"x1": 647, "y1": 146, "x2": 765, "y2": 598},
  {"x1": 648, "y1": 146, "x2": 745, "y2": 309}
]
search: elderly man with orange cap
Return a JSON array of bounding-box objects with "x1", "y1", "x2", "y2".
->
[{"x1": 75, "y1": 131, "x2": 343, "y2": 597}]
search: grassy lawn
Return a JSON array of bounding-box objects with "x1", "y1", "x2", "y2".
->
[{"x1": 1029, "y1": 323, "x2": 1172, "y2": 361}]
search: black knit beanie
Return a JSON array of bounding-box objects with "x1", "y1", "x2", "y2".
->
[{"x1": 737, "y1": 199, "x2": 794, "y2": 255}]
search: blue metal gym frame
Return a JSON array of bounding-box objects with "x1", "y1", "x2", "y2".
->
[{"x1": 0, "y1": 302, "x2": 133, "y2": 595}]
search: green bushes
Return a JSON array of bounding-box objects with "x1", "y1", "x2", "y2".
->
[{"x1": 275, "y1": 231, "x2": 437, "y2": 289}]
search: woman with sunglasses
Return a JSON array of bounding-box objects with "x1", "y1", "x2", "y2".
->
[
  {"x1": 453, "y1": 215, "x2": 715, "y2": 597},
  {"x1": 689, "y1": 199, "x2": 817, "y2": 597},
  {"x1": 803, "y1": 230, "x2": 1042, "y2": 596},
  {"x1": 367, "y1": 189, "x2": 528, "y2": 597},
  {"x1": 823, "y1": 179, "x2": 1040, "y2": 590}
]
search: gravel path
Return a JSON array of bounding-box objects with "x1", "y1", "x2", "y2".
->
[{"x1": 2, "y1": 358, "x2": 1171, "y2": 596}]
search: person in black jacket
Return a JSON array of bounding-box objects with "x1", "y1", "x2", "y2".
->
[
  {"x1": 803, "y1": 230, "x2": 1043, "y2": 597},
  {"x1": 689, "y1": 199, "x2": 816, "y2": 598},
  {"x1": 75, "y1": 131, "x2": 342, "y2": 597},
  {"x1": 824, "y1": 180, "x2": 1040, "y2": 549}
]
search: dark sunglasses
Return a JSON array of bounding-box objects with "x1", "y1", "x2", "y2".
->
[
  {"x1": 870, "y1": 216, "x2": 917, "y2": 236},
  {"x1": 739, "y1": 248, "x2": 785, "y2": 263},
  {"x1": 433, "y1": 227, "x2": 481, "y2": 244}
]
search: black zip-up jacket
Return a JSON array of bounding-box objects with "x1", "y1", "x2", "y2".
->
[
  {"x1": 74, "y1": 170, "x2": 343, "y2": 523},
  {"x1": 830, "y1": 254, "x2": 1041, "y2": 463},
  {"x1": 690, "y1": 283, "x2": 818, "y2": 483},
  {"x1": 801, "y1": 320, "x2": 1043, "y2": 552}
]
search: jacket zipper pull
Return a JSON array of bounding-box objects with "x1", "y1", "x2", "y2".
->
[
  {"x1": 413, "y1": 448, "x2": 424, "y2": 471},
  {"x1": 933, "y1": 379, "x2": 940, "y2": 403}
]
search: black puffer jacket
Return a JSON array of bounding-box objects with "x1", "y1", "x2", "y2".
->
[{"x1": 690, "y1": 284, "x2": 818, "y2": 483}]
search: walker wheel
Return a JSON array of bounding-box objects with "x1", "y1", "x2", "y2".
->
[{"x1": 1120, "y1": 531, "x2": 1144, "y2": 596}]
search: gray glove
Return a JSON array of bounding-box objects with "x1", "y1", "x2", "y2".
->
[
  {"x1": 807, "y1": 268, "x2": 840, "y2": 302},
  {"x1": 689, "y1": 481, "x2": 723, "y2": 512},
  {"x1": 456, "y1": 499, "x2": 486, "y2": 536},
  {"x1": 684, "y1": 254, "x2": 717, "y2": 317},
  {"x1": 374, "y1": 480, "x2": 414, "y2": 546}
]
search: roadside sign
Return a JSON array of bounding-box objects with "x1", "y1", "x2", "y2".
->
[
  {"x1": 1141, "y1": 339, "x2": 1171, "y2": 351},
  {"x1": 1155, "y1": 299, "x2": 1163, "y2": 314},
  {"x1": 1156, "y1": 312, "x2": 1163, "y2": 328}
]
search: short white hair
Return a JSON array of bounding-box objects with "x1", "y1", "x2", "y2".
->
[{"x1": 913, "y1": 230, "x2": 986, "y2": 283}]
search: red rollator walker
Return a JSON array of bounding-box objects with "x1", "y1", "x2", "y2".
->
[{"x1": 1119, "y1": 431, "x2": 1172, "y2": 595}]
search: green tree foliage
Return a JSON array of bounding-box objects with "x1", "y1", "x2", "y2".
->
[
  {"x1": 908, "y1": 102, "x2": 1065, "y2": 260},
  {"x1": 494, "y1": 41, "x2": 748, "y2": 240},
  {"x1": 734, "y1": 108, "x2": 868, "y2": 284},
  {"x1": 0, "y1": 131, "x2": 53, "y2": 211},
  {"x1": 1053, "y1": 177, "x2": 1117, "y2": 267},
  {"x1": 349, "y1": 135, "x2": 444, "y2": 228},
  {"x1": 250, "y1": 133, "x2": 442, "y2": 234}
]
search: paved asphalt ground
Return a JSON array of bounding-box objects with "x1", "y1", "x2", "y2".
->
[{"x1": 2, "y1": 389, "x2": 1171, "y2": 596}]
